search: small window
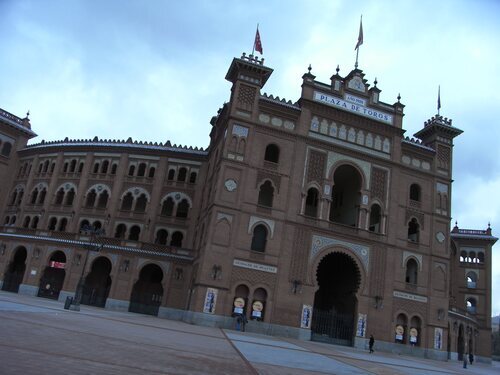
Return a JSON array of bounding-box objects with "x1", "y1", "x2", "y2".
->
[
  {"x1": 258, "y1": 180, "x2": 274, "y2": 207},
  {"x1": 135, "y1": 194, "x2": 147, "y2": 212},
  {"x1": 148, "y1": 167, "x2": 155, "y2": 178},
  {"x1": 38, "y1": 189, "x2": 47, "y2": 204},
  {"x1": 1, "y1": 142, "x2": 12, "y2": 157},
  {"x1": 176, "y1": 199, "x2": 190, "y2": 218},
  {"x1": 23, "y1": 216, "x2": 31, "y2": 228},
  {"x1": 31, "y1": 216, "x2": 39, "y2": 229},
  {"x1": 466, "y1": 272, "x2": 477, "y2": 288},
  {"x1": 31, "y1": 188, "x2": 39, "y2": 204},
  {"x1": 405, "y1": 258, "x2": 418, "y2": 284},
  {"x1": 114, "y1": 223, "x2": 127, "y2": 239},
  {"x1": 369, "y1": 204, "x2": 382, "y2": 233},
  {"x1": 128, "y1": 225, "x2": 141, "y2": 241},
  {"x1": 264, "y1": 144, "x2": 280, "y2": 163},
  {"x1": 65, "y1": 189, "x2": 75, "y2": 205},
  {"x1": 93, "y1": 162, "x2": 100, "y2": 174},
  {"x1": 305, "y1": 188, "x2": 319, "y2": 217},
  {"x1": 128, "y1": 165, "x2": 135, "y2": 176},
  {"x1": 97, "y1": 190, "x2": 109, "y2": 209},
  {"x1": 55, "y1": 188, "x2": 65, "y2": 205},
  {"x1": 78, "y1": 162, "x2": 84, "y2": 173},
  {"x1": 58, "y1": 218, "x2": 68, "y2": 232},
  {"x1": 167, "y1": 169, "x2": 175, "y2": 181},
  {"x1": 189, "y1": 172, "x2": 197, "y2": 183},
  {"x1": 171, "y1": 231, "x2": 183, "y2": 247},
  {"x1": 251, "y1": 224, "x2": 268, "y2": 252},
  {"x1": 137, "y1": 163, "x2": 146, "y2": 177},
  {"x1": 407, "y1": 218, "x2": 420, "y2": 242},
  {"x1": 101, "y1": 160, "x2": 109, "y2": 174},
  {"x1": 48, "y1": 217, "x2": 57, "y2": 230},
  {"x1": 85, "y1": 190, "x2": 97, "y2": 208},
  {"x1": 155, "y1": 229, "x2": 168, "y2": 245},
  {"x1": 409, "y1": 184, "x2": 421, "y2": 201},
  {"x1": 70, "y1": 160, "x2": 77, "y2": 173},
  {"x1": 177, "y1": 167, "x2": 187, "y2": 182},
  {"x1": 43, "y1": 160, "x2": 49, "y2": 173},
  {"x1": 161, "y1": 197, "x2": 174, "y2": 216},
  {"x1": 466, "y1": 298, "x2": 477, "y2": 314},
  {"x1": 121, "y1": 192, "x2": 134, "y2": 210},
  {"x1": 111, "y1": 163, "x2": 117, "y2": 174}
]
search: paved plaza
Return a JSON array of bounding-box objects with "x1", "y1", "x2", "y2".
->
[{"x1": 0, "y1": 291, "x2": 498, "y2": 374}]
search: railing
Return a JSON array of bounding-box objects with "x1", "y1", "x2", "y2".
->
[{"x1": 0, "y1": 108, "x2": 24, "y2": 125}]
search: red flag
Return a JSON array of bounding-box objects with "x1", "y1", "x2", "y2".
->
[
  {"x1": 355, "y1": 17, "x2": 363, "y2": 50},
  {"x1": 254, "y1": 28, "x2": 263, "y2": 54}
]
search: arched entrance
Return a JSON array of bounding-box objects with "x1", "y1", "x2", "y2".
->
[
  {"x1": 311, "y1": 252, "x2": 361, "y2": 346},
  {"x1": 129, "y1": 264, "x2": 164, "y2": 316},
  {"x1": 81, "y1": 256, "x2": 112, "y2": 307},
  {"x1": 2, "y1": 247, "x2": 27, "y2": 293},
  {"x1": 38, "y1": 251, "x2": 66, "y2": 300}
]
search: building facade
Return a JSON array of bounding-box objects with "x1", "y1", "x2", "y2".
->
[{"x1": 0, "y1": 53, "x2": 496, "y2": 362}]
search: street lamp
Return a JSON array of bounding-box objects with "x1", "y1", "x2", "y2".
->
[{"x1": 69, "y1": 225, "x2": 105, "y2": 311}]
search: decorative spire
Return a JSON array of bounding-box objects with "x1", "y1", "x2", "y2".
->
[
  {"x1": 397, "y1": 93, "x2": 401, "y2": 103},
  {"x1": 437, "y1": 85, "x2": 441, "y2": 115},
  {"x1": 308, "y1": 64, "x2": 312, "y2": 74},
  {"x1": 336, "y1": 65, "x2": 340, "y2": 74},
  {"x1": 374, "y1": 77, "x2": 378, "y2": 87},
  {"x1": 26, "y1": 110, "x2": 30, "y2": 119}
]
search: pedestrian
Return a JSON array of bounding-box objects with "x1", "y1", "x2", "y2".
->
[
  {"x1": 369, "y1": 334, "x2": 375, "y2": 353},
  {"x1": 469, "y1": 352, "x2": 474, "y2": 365}
]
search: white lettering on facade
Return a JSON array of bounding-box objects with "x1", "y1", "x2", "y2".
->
[
  {"x1": 314, "y1": 91, "x2": 393, "y2": 125},
  {"x1": 233, "y1": 259, "x2": 277, "y2": 273},
  {"x1": 393, "y1": 290, "x2": 428, "y2": 303}
]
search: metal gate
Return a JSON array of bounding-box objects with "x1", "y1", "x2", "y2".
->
[{"x1": 311, "y1": 309, "x2": 354, "y2": 346}]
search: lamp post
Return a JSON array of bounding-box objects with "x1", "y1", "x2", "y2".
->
[{"x1": 70, "y1": 225, "x2": 104, "y2": 311}]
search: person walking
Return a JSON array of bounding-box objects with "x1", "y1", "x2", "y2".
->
[
  {"x1": 469, "y1": 352, "x2": 474, "y2": 365},
  {"x1": 369, "y1": 334, "x2": 375, "y2": 353}
]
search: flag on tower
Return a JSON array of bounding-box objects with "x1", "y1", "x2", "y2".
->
[
  {"x1": 254, "y1": 26, "x2": 263, "y2": 55},
  {"x1": 355, "y1": 16, "x2": 363, "y2": 50},
  {"x1": 437, "y1": 85, "x2": 441, "y2": 113}
]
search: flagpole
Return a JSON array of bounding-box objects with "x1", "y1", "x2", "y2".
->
[
  {"x1": 437, "y1": 85, "x2": 441, "y2": 115},
  {"x1": 354, "y1": 15, "x2": 363, "y2": 69},
  {"x1": 355, "y1": 47, "x2": 359, "y2": 69}
]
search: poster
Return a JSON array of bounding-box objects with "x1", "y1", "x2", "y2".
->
[
  {"x1": 233, "y1": 297, "x2": 245, "y2": 315},
  {"x1": 203, "y1": 288, "x2": 218, "y2": 314},
  {"x1": 356, "y1": 313, "x2": 367, "y2": 337},
  {"x1": 395, "y1": 325, "x2": 404, "y2": 341},
  {"x1": 434, "y1": 328, "x2": 443, "y2": 349},
  {"x1": 300, "y1": 305, "x2": 312, "y2": 329},
  {"x1": 251, "y1": 300, "x2": 263, "y2": 319}
]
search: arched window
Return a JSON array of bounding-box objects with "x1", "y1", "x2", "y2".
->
[
  {"x1": 460, "y1": 250, "x2": 467, "y2": 262},
  {"x1": 128, "y1": 225, "x2": 141, "y2": 241},
  {"x1": 55, "y1": 188, "x2": 65, "y2": 205},
  {"x1": 111, "y1": 164, "x2": 117, "y2": 174},
  {"x1": 161, "y1": 197, "x2": 174, "y2": 216},
  {"x1": 251, "y1": 224, "x2": 267, "y2": 252},
  {"x1": 65, "y1": 188, "x2": 75, "y2": 206},
  {"x1": 170, "y1": 231, "x2": 183, "y2": 247},
  {"x1": 114, "y1": 224, "x2": 126, "y2": 239},
  {"x1": 135, "y1": 194, "x2": 147, "y2": 212},
  {"x1": 478, "y1": 252, "x2": 485, "y2": 263},
  {"x1": 50, "y1": 162, "x2": 55, "y2": 173},
  {"x1": 405, "y1": 258, "x2": 418, "y2": 284},
  {"x1": 176, "y1": 199, "x2": 190, "y2": 218},
  {"x1": 10, "y1": 215, "x2": 16, "y2": 225},
  {"x1": 58, "y1": 218, "x2": 68, "y2": 232},
  {"x1": 39, "y1": 162, "x2": 45, "y2": 173},
  {"x1": 93, "y1": 162, "x2": 100, "y2": 174},
  {"x1": 148, "y1": 167, "x2": 155, "y2": 178},
  {"x1": 329, "y1": 165, "x2": 362, "y2": 226},
  {"x1": 80, "y1": 220, "x2": 90, "y2": 232},
  {"x1": 264, "y1": 144, "x2": 280, "y2": 163},
  {"x1": 85, "y1": 190, "x2": 97, "y2": 208},
  {"x1": 177, "y1": 167, "x2": 187, "y2": 182},
  {"x1": 407, "y1": 218, "x2": 420, "y2": 242},
  {"x1": 92, "y1": 221, "x2": 102, "y2": 230},
  {"x1": 42, "y1": 160, "x2": 49, "y2": 173},
  {"x1": 48, "y1": 217, "x2": 57, "y2": 231},
  {"x1": 258, "y1": 180, "x2": 274, "y2": 207},
  {"x1": 31, "y1": 216, "x2": 39, "y2": 229},
  {"x1": 1, "y1": 142, "x2": 12, "y2": 156},
  {"x1": 70, "y1": 159, "x2": 77, "y2": 172},
  {"x1": 31, "y1": 188, "x2": 39, "y2": 204},
  {"x1": 369, "y1": 204, "x2": 382, "y2": 233},
  {"x1": 121, "y1": 192, "x2": 134, "y2": 210},
  {"x1": 10, "y1": 191, "x2": 18, "y2": 205},
  {"x1": 38, "y1": 188, "x2": 47, "y2": 204},
  {"x1": 189, "y1": 172, "x2": 197, "y2": 183},
  {"x1": 409, "y1": 316, "x2": 421, "y2": 346},
  {"x1": 167, "y1": 169, "x2": 175, "y2": 180},
  {"x1": 97, "y1": 190, "x2": 109, "y2": 209},
  {"x1": 23, "y1": 216, "x2": 31, "y2": 228},
  {"x1": 128, "y1": 165, "x2": 135, "y2": 176},
  {"x1": 101, "y1": 160, "x2": 109, "y2": 174},
  {"x1": 137, "y1": 163, "x2": 146, "y2": 177},
  {"x1": 16, "y1": 190, "x2": 24, "y2": 205},
  {"x1": 305, "y1": 188, "x2": 319, "y2": 217},
  {"x1": 4, "y1": 216, "x2": 10, "y2": 225},
  {"x1": 409, "y1": 184, "x2": 421, "y2": 202},
  {"x1": 466, "y1": 272, "x2": 477, "y2": 288},
  {"x1": 466, "y1": 298, "x2": 477, "y2": 314},
  {"x1": 78, "y1": 162, "x2": 84, "y2": 173},
  {"x1": 155, "y1": 229, "x2": 168, "y2": 245}
]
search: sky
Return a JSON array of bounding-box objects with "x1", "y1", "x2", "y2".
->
[{"x1": 1, "y1": 0, "x2": 499, "y2": 315}]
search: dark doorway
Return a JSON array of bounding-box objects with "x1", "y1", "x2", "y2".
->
[
  {"x1": 129, "y1": 264, "x2": 164, "y2": 316},
  {"x1": 457, "y1": 324, "x2": 465, "y2": 361},
  {"x1": 81, "y1": 256, "x2": 112, "y2": 308},
  {"x1": 2, "y1": 247, "x2": 27, "y2": 293},
  {"x1": 311, "y1": 252, "x2": 361, "y2": 346},
  {"x1": 38, "y1": 251, "x2": 66, "y2": 300}
]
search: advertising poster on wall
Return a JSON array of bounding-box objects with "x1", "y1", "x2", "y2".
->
[
  {"x1": 356, "y1": 313, "x2": 367, "y2": 337},
  {"x1": 409, "y1": 327, "x2": 418, "y2": 344},
  {"x1": 434, "y1": 328, "x2": 443, "y2": 349},
  {"x1": 203, "y1": 288, "x2": 217, "y2": 314},
  {"x1": 300, "y1": 305, "x2": 312, "y2": 329},
  {"x1": 233, "y1": 297, "x2": 245, "y2": 315},
  {"x1": 395, "y1": 325, "x2": 404, "y2": 342},
  {"x1": 251, "y1": 300, "x2": 263, "y2": 319}
]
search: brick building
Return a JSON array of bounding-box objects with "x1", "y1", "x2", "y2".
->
[{"x1": 0, "y1": 53, "x2": 496, "y2": 362}]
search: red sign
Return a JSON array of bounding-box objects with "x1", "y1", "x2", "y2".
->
[{"x1": 50, "y1": 261, "x2": 65, "y2": 269}]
